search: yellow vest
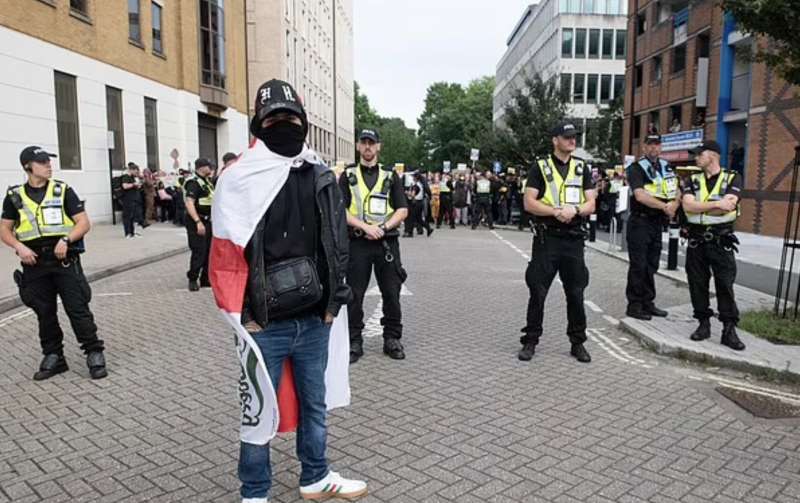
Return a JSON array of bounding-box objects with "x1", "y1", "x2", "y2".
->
[
  {"x1": 638, "y1": 157, "x2": 678, "y2": 200},
  {"x1": 439, "y1": 181, "x2": 451, "y2": 193},
  {"x1": 9, "y1": 180, "x2": 75, "y2": 242},
  {"x1": 189, "y1": 176, "x2": 215, "y2": 207},
  {"x1": 537, "y1": 157, "x2": 586, "y2": 208},
  {"x1": 685, "y1": 170, "x2": 739, "y2": 225},
  {"x1": 346, "y1": 165, "x2": 395, "y2": 225}
]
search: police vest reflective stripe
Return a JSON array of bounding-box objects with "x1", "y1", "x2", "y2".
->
[
  {"x1": 10, "y1": 180, "x2": 75, "y2": 242},
  {"x1": 638, "y1": 157, "x2": 677, "y2": 200},
  {"x1": 439, "y1": 181, "x2": 451, "y2": 193},
  {"x1": 476, "y1": 179, "x2": 491, "y2": 194},
  {"x1": 519, "y1": 177, "x2": 527, "y2": 194},
  {"x1": 190, "y1": 176, "x2": 215, "y2": 207},
  {"x1": 685, "y1": 171, "x2": 740, "y2": 225},
  {"x1": 347, "y1": 165, "x2": 395, "y2": 225},
  {"x1": 537, "y1": 157, "x2": 586, "y2": 208}
]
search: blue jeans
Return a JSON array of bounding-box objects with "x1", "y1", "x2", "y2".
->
[{"x1": 238, "y1": 315, "x2": 331, "y2": 499}]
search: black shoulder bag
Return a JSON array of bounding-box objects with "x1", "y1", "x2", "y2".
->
[{"x1": 264, "y1": 257, "x2": 323, "y2": 319}]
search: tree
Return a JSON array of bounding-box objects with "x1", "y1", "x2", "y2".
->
[
  {"x1": 586, "y1": 96, "x2": 624, "y2": 163},
  {"x1": 354, "y1": 82, "x2": 380, "y2": 151},
  {"x1": 353, "y1": 82, "x2": 422, "y2": 167},
  {"x1": 719, "y1": 0, "x2": 800, "y2": 86}
]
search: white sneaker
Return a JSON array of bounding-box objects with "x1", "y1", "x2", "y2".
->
[
  {"x1": 242, "y1": 498, "x2": 268, "y2": 503},
  {"x1": 299, "y1": 471, "x2": 367, "y2": 501}
]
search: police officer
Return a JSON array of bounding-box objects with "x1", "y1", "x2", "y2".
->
[
  {"x1": 437, "y1": 173, "x2": 455, "y2": 229},
  {"x1": 471, "y1": 171, "x2": 494, "y2": 229},
  {"x1": 518, "y1": 122, "x2": 596, "y2": 363},
  {"x1": 120, "y1": 162, "x2": 143, "y2": 238},
  {"x1": 625, "y1": 134, "x2": 680, "y2": 320},
  {"x1": 340, "y1": 129, "x2": 410, "y2": 364},
  {"x1": 184, "y1": 158, "x2": 215, "y2": 291},
  {"x1": 681, "y1": 141, "x2": 745, "y2": 351},
  {"x1": 0, "y1": 146, "x2": 106, "y2": 380}
]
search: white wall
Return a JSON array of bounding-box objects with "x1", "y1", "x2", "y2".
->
[{"x1": 0, "y1": 27, "x2": 248, "y2": 222}]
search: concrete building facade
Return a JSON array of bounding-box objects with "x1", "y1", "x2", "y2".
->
[
  {"x1": 0, "y1": 0, "x2": 250, "y2": 222},
  {"x1": 494, "y1": 0, "x2": 628, "y2": 160},
  {"x1": 246, "y1": 0, "x2": 354, "y2": 166},
  {"x1": 622, "y1": 0, "x2": 800, "y2": 236}
]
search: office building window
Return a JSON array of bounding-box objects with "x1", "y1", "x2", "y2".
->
[
  {"x1": 106, "y1": 87, "x2": 125, "y2": 172},
  {"x1": 562, "y1": 28, "x2": 574, "y2": 58},
  {"x1": 635, "y1": 64, "x2": 643, "y2": 89},
  {"x1": 649, "y1": 110, "x2": 660, "y2": 133},
  {"x1": 613, "y1": 75, "x2": 624, "y2": 99},
  {"x1": 587, "y1": 74, "x2": 598, "y2": 103},
  {"x1": 637, "y1": 12, "x2": 647, "y2": 35},
  {"x1": 615, "y1": 29, "x2": 626, "y2": 59},
  {"x1": 573, "y1": 73, "x2": 585, "y2": 103},
  {"x1": 672, "y1": 43, "x2": 686, "y2": 74},
  {"x1": 152, "y1": 2, "x2": 163, "y2": 54},
  {"x1": 697, "y1": 34, "x2": 710, "y2": 58},
  {"x1": 70, "y1": 0, "x2": 88, "y2": 15},
  {"x1": 128, "y1": 0, "x2": 141, "y2": 42},
  {"x1": 55, "y1": 71, "x2": 81, "y2": 170},
  {"x1": 601, "y1": 30, "x2": 614, "y2": 59},
  {"x1": 588, "y1": 29, "x2": 600, "y2": 58},
  {"x1": 633, "y1": 115, "x2": 641, "y2": 139},
  {"x1": 652, "y1": 55, "x2": 663, "y2": 82},
  {"x1": 200, "y1": 0, "x2": 226, "y2": 89},
  {"x1": 575, "y1": 28, "x2": 587, "y2": 58},
  {"x1": 560, "y1": 73, "x2": 572, "y2": 100},
  {"x1": 600, "y1": 74, "x2": 612, "y2": 103},
  {"x1": 144, "y1": 98, "x2": 159, "y2": 171}
]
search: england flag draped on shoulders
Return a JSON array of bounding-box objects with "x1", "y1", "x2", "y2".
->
[{"x1": 209, "y1": 138, "x2": 350, "y2": 446}]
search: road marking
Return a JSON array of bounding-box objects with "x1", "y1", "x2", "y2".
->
[
  {"x1": 363, "y1": 299, "x2": 383, "y2": 338},
  {"x1": 591, "y1": 328, "x2": 648, "y2": 365},
  {"x1": 366, "y1": 285, "x2": 413, "y2": 297},
  {"x1": 0, "y1": 309, "x2": 34, "y2": 328},
  {"x1": 584, "y1": 301, "x2": 603, "y2": 313},
  {"x1": 603, "y1": 314, "x2": 620, "y2": 326},
  {"x1": 95, "y1": 292, "x2": 133, "y2": 297}
]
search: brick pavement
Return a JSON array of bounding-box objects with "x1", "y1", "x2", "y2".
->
[{"x1": 1, "y1": 227, "x2": 799, "y2": 502}]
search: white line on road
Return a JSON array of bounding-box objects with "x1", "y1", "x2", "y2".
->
[
  {"x1": 0, "y1": 309, "x2": 34, "y2": 328},
  {"x1": 591, "y1": 329, "x2": 648, "y2": 365},
  {"x1": 603, "y1": 315, "x2": 620, "y2": 326},
  {"x1": 95, "y1": 292, "x2": 133, "y2": 297},
  {"x1": 363, "y1": 299, "x2": 383, "y2": 339},
  {"x1": 587, "y1": 332, "x2": 631, "y2": 364},
  {"x1": 584, "y1": 301, "x2": 603, "y2": 313}
]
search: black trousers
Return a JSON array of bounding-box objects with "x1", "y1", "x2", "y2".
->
[
  {"x1": 471, "y1": 198, "x2": 493, "y2": 228},
  {"x1": 625, "y1": 214, "x2": 664, "y2": 311},
  {"x1": 686, "y1": 240, "x2": 739, "y2": 323},
  {"x1": 186, "y1": 217, "x2": 212, "y2": 283},
  {"x1": 521, "y1": 234, "x2": 588, "y2": 346},
  {"x1": 17, "y1": 256, "x2": 103, "y2": 356},
  {"x1": 438, "y1": 195, "x2": 454, "y2": 228},
  {"x1": 122, "y1": 199, "x2": 137, "y2": 236},
  {"x1": 347, "y1": 237, "x2": 405, "y2": 344},
  {"x1": 405, "y1": 200, "x2": 429, "y2": 236}
]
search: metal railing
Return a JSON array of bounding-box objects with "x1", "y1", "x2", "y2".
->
[{"x1": 775, "y1": 146, "x2": 800, "y2": 319}]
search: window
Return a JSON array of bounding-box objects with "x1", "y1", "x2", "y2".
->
[
  {"x1": 588, "y1": 29, "x2": 600, "y2": 58},
  {"x1": 54, "y1": 71, "x2": 81, "y2": 170},
  {"x1": 200, "y1": 0, "x2": 226, "y2": 89},
  {"x1": 587, "y1": 74, "x2": 598, "y2": 103},
  {"x1": 560, "y1": 73, "x2": 572, "y2": 101},
  {"x1": 652, "y1": 55, "x2": 663, "y2": 82},
  {"x1": 106, "y1": 87, "x2": 125, "y2": 172},
  {"x1": 573, "y1": 73, "x2": 585, "y2": 103},
  {"x1": 151, "y1": 2, "x2": 163, "y2": 54},
  {"x1": 128, "y1": 0, "x2": 141, "y2": 42},
  {"x1": 634, "y1": 64, "x2": 643, "y2": 89},
  {"x1": 144, "y1": 98, "x2": 159, "y2": 171},
  {"x1": 70, "y1": 0, "x2": 88, "y2": 15},
  {"x1": 656, "y1": 1, "x2": 671, "y2": 24},
  {"x1": 600, "y1": 74, "x2": 612, "y2": 103},
  {"x1": 615, "y1": 30, "x2": 626, "y2": 59},
  {"x1": 637, "y1": 12, "x2": 647, "y2": 35},
  {"x1": 613, "y1": 75, "x2": 624, "y2": 99},
  {"x1": 633, "y1": 115, "x2": 641, "y2": 139},
  {"x1": 697, "y1": 34, "x2": 710, "y2": 58},
  {"x1": 574, "y1": 29, "x2": 587, "y2": 58},
  {"x1": 669, "y1": 105, "x2": 683, "y2": 132},
  {"x1": 672, "y1": 43, "x2": 686, "y2": 74},
  {"x1": 562, "y1": 28, "x2": 574, "y2": 58},
  {"x1": 649, "y1": 111, "x2": 660, "y2": 133},
  {"x1": 601, "y1": 30, "x2": 614, "y2": 59}
]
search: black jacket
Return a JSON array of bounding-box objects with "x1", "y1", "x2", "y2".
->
[{"x1": 243, "y1": 162, "x2": 351, "y2": 328}]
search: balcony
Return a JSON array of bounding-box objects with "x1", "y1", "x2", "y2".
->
[{"x1": 730, "y1": 73, "x2": 751, "y2": 112}]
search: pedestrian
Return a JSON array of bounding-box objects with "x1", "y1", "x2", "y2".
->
[
  {"x1": 184, "y1": 158, "x2": 215, "y2": 291},
  {"x1": 518, "y1": 122, "x2": 596, "y2": 363},
  {"x1": 471, "y1": 171, "x2": 493, "y2": 229},
  {"x1": 681, "y1": 140, "x2": 745, "y2": 351},
  {"x1": 221, "y1": 151, "x2": 239, "y2": 174},
  {"x1": 437, "y1": 173, "x2": 455, "y2": 229},
  {"x1": 625, "y1": 134, "x2": 680, "y2": 320},
  {"x1": 0, "y1": 146, "x2": 106, "y2": 380},
  {"x1": 453, "y1": 175, "x2": 469, "y2": 225},
  {"x1": 142, "y1": 166, "x2": 157, "y2": 223},
  {"x1": 431, "y1": 173, "x2": 441, "y2": 225},
  {"x1": 120, "y1": 162, "x2": 143, "y2": 238},
  {"x1": 173, "y1": 168, "x2": 188, "y2": 226},
  {"x1": 341, "y1": 129, "x2": 410, "y2": 364}
]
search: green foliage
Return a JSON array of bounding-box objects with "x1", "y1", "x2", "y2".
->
[
  {"x1": 586, "y1": 96, "x2": 624, "y2": 163},
  {"x1": 353, "y1": 82, "x2": 422, "y2": 167},
  {"x1": 740, "y1": 310, "x2": 800, "y2": 345},
  {"x1": 719, "y1": 0, "x2": 800, "y2": 86}
]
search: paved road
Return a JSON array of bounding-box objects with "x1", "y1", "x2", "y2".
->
[{"x1": 1, "y1": 227, "x2": 800, "y2": 502}]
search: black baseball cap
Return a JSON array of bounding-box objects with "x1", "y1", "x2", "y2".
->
[
  {"x1": 250, "y1": 79, "x2": 308, "y2": 137},
  {"x1": 358, "y1": 129, "x2": 380, "y2": 143},
  {"x1": 645, "y1": 134, "x2": 662, "y2": 144},
  {"x1": 550, "y1": 122, "x2": 581, "y2": 138},
  {"x1": 689, "y1": 140, "x2": 722, "y2": 156},
  {"x1": 19, "y1": 146, "x2": 56, "y2": 166},
  {"x1": 195, "y1": 158, "x2": 213, "y2": 169}
]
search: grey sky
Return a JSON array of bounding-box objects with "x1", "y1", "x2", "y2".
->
[{"x1": 354, "y1": 1, "x2": 530, "y2": 130}]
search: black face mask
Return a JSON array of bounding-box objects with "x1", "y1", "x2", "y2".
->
[{"x1": 257, "y1": 121, "x2": 306, "y2": 157}]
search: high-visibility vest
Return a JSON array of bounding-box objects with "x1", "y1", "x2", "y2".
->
[
  {"x1": 476, "y1": 179, "x2": 491, "y2": 194},
  {"x1": 685, "y1": 170, "x2": 740, "y2": 225},
  {"x1": 439, "y1": 181, "x2": 451, "y2": 193},
  {"x1": 638, "y1": 157, "x2": 678, "y2": 200},
  {"x1": 537, "y1": 157, "x2": 586, "y2": 208},
  {"x1": 188, "y1": 176, "x2": 215, "y2": 207},
  {"x1": 9, "y1": 179, "x2": 75, "y2": 242},
  {"x1": 346, "y1": 165, "x2": 395, "y2": 225}
]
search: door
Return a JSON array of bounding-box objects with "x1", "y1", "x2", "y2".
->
[{"x1": 198, "y1": 113, "x2": 219, "y2": 168}]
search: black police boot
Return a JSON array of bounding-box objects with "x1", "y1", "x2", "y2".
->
[
  {"x1": 427, "y1": 227, "x2": 434, "y2": 237},
  {"x1": 33, "y1": 354, "x2": 68, "y2": 381},
  {"x1": 647, "y1": 306, "x2": 669, "y2": 318},
  {"x1": 570, "y1": 344, "x2": 592, "y2": 363},
  {"x1": 626, "y1": 306, "x2": 652, "y2": 321},
  {"x1": 188, "y1": 279, "x2": 200, "y2": 292},
  {"x1": 87, "y1": 351, "x2": 108, "y2": 379},
  {"x1": 721, "y1": 323, "x2": 746, "y2": 351},
  {"x1": 690, "y1": 319, "x2": 711, "y2": 341},
  {"x1": 383, "y1": 339, "x2": 406, "y2": 360},
  {"x1": 518, "y1": 343, "x2": 536, "y2": 361},
  {"x1": 200, "y1": 278, "x2": 212, "y2": 288},
  {"x1": 349, "y1": 341, "x2": 364, "y2": 365}
]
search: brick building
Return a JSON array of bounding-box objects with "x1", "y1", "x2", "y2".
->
[{"x1": 622, "y1": 0, "x2": 800, "y2": 236}]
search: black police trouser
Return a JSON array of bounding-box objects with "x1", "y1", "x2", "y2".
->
[
  {"x1": 347, "y1": 237, "x2": 405, "y2": 345},
  {"x1": 521, "y1": 233, "x2": 588, "y2": 346},
  {"x1": 625, "y1": 214, "x2": 664, "y2": 311},
  {"x1": 438, "y1": 195, "x2": 454, "y2": 228},
  {"x1": 471, "y1": 198, "x2": 493, "y2": 228},
  {"x1": 686, "y1": 240, "x2": 739, "y2": 323},
  {"x1": 186, "y1": 216, "x2": 212, "y2": 283},
  {"x1": 518, "y1": 208, "x2": 530, "y2": 230},
  {"x1": 17, "y1": 256, "x2": 103, "y2": 356},
  {"x1": 122, "y1": 199, "x2": 137, "y2": 236}
]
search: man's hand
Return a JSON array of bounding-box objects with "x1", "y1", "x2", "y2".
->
[
  {"x1": 717, "y1": 198, "x2": 737, "y2": 212},
  {"x1": 15, "y1": 243, "x2": 37, "y2": 265},
  {"x1": 324, "y1": 312, "x2": 335, "y2": 325},
  {"x1": 363, "y1": 224, "x2": 385, "y2": 240},
  {"x1": 54, "y1": 239, "x2": 68, "y2": 260},
  {"x1": 557, "y1": 205, "x2": 578, "y2": 223},
  {"x1": 196, "y1": 221, "x2": 206, "y2": 236},
  {"x1": 663, "y1": 201, "x2": 679, "y2": 220}
]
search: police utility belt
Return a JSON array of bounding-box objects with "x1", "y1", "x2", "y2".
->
[
  {"x1": 533, "y1": 221, "x2": 588, "y2": 241},
  {"x1": 686, "y1": 225, "x2": 739, "y2": 253}
]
